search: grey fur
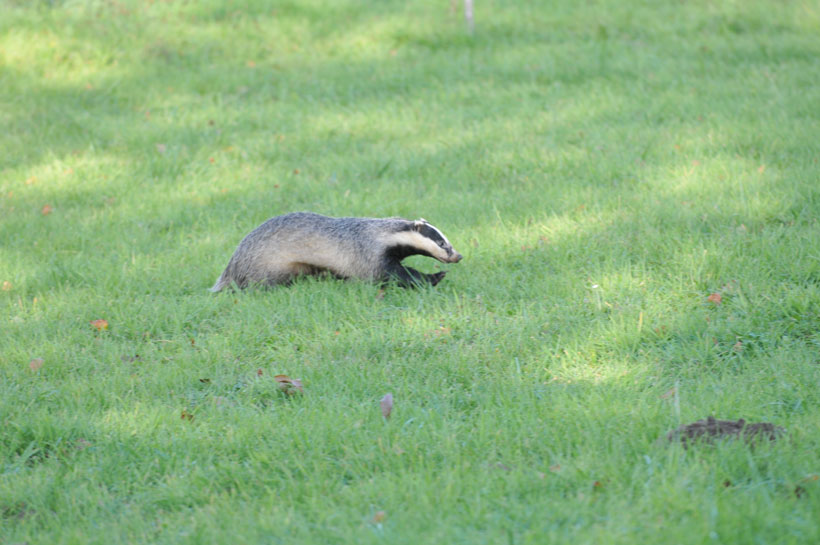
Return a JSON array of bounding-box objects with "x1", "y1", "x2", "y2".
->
[{"x1": 211, "y1": 212, "x2": 462, "y2": 291}]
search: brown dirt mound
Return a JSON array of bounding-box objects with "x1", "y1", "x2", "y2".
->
[{"x1": 667, "y1": 417, "x2": 784, "y2": 448}]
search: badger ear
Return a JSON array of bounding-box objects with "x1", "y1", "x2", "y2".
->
[{"x1": 412, "y1": 220, "x2": 424, "y2": 232}]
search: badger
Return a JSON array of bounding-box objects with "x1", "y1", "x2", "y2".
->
[{"x1": 210, "y1": 212, "x2": 462, "y2": 291}]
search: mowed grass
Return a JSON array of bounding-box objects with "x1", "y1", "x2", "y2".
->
[{"x1": 2, "y1": 0, "x2": 820, "y2": 542}]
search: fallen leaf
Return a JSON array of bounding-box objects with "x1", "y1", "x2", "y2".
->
[
  {"x1": 758, "y1": 165, "x2": 766, "y2": 174},
  {"x1": 593, "y1": 480, "x2": 603, "y2": 489},
  {"x1": 29, "y1": 358, "x2": 44, "y2": 371},
  {"x1": 723, "y1": 480, "x2": 732, "y2": 488},
  {"x1": 733, "y1": 341, "x2": 743, "y2": 352},
  {"x1": 427, "y1": 326, "x2": 451, "y2": 338},
  {"x1": 181, "y1": 409, "x2": 194, "y2": 421},
  {"x1": 660, "y1": 386, "x2": 677, "y2": 399},
  {"x1": 549, "y1": 464, "x2": 561, "y2": 473},
  {"x1": 75, "y1": 438, "x2": 92, "y2": 450},
  {"x1": 2, "y1": 281, "x2": 11, "y2": 291},
  {"x1": 41, "y1": 204, "x2": 53, "y2": 215},
  {"x1": 257, "y1": 368, "x2": 264, "y2": 377},
  {"x1": 707, "y1": 293, "x2": 722, "y2": 305},
  {"x1": 380, "y1": 393, "x2": 394, "y2": 419},
  {"x1": 372, "y1": 510, "x2": 386, "y2": 524},
  {"x1": 25, "y1": 176, "x2": 37, "y2": 185},
  {"x1": 90, "y1": 319, "x2": 109, "y2": 331},
  {"x1": 274, "y1": 374, "x2": 304, "y2": 395},
  {"x1": 199, "y1": 378, "x2": 211, "y2": 384}
]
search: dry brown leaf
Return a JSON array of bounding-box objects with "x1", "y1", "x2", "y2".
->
[
  {"x1": 181, "y1": 409, "x2": 194, "y2": 421},
  {"x1": 707, "y1": 293, "x2": 722, "y2": 305},
  {"x1": 380, "y1": 393, "x2": 394, "y2": 419},
  {"x1": 660, "y1": 386, "x2": 677, "y2": 399},
  {"x1": 1, "y1": 281, "x2": 11, "y2": 291},
  {"x1": 425, "y1": 326, "x2": 451, "y2": 338},
  {"x1": 41, "y1": 204, "x2": 53, "y2": 215},
  {"x1": 372, "y1": 511, "x2": 386, "y2": 524},
  {"x1": 549, "y1": 464, "x2": 561, "y2": 473},
  {"x1": 29, "y1": 358, "x2": 44, "y2": 371},
  {"x1": 90, "y1": 319, "x2": 109, "y2": 331},
  {"x1": 274, "y1": 374, "x2": 304, "y2": 395},
  {"x1": 257, "y1": 368, "x2": 264, "y2": 377}
]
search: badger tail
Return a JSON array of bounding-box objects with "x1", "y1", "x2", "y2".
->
[{"x1": 210, "y1": 275, "x2": 228, "y2": 292}]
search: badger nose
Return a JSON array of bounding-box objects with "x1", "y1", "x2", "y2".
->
[{"x1": 451, "y1": 252, "x2": 463, "y2": 263}]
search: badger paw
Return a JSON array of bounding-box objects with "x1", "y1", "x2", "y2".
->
[{"x1": 428, "y1": 271, "x2": 447, "y2": 286}]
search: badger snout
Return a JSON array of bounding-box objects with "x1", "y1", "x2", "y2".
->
[{"x1": 449, "y1": 251, "x2": 463, "y2": 263}]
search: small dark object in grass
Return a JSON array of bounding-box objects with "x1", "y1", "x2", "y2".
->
[{"x1": 667, "y1": 417, "x2": 784, "y2": 448}]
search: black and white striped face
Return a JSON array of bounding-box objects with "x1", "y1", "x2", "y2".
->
[{"x1": 387, "y1": 219, "x2": 463, "y2": 263}]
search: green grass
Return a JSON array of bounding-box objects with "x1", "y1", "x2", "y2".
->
[{"x1": 2, "y1": 0, "x2": 820, "y2": 542}]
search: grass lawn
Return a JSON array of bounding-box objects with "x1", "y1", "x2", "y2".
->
[{"x1": 2, "y1": 0, "x2": 820, "y2": 542}]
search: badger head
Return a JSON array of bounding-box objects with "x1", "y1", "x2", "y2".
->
[{"x1": 387, "y1": 218, "x2": 462, "y2": 264}]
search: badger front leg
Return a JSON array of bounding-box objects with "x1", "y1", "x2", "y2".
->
[{"x1": 384, "y1": 262, "x2": 446, "y2": 288}]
